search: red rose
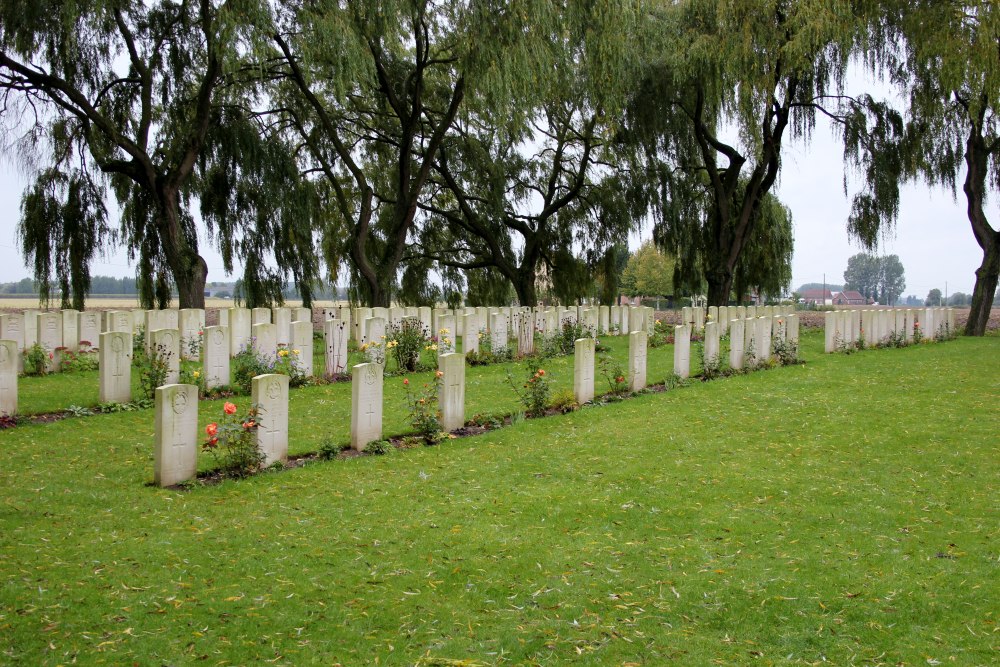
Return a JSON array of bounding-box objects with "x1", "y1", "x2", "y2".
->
[
  {"x1": 206, "y1": 423, "x2": 218, "y2": 437},
  {"x1": 223, "y1": 402, "x2": 237, "y2": 415}
]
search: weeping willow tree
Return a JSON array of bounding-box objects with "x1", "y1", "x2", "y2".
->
[
  {"x1": 18, "y1": 167, "x2": 111, "y2": 309},
  {"x1": 268, "y1": 0, "x2": 643, "y2": 307},
  {"x1": 627, "y1": 0, "x2": 859, "y2": 306},
  {"x1": 1, "y1": 0, "x2": 319, "y2": 308},
  {"x1": 844, "y1": 1, "x2": 1000, "y2": 335}
]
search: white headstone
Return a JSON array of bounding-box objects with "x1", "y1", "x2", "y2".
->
[
  {"x1": 229, "y1": 308, "x2": 252, "y2": 356},
  {"x1": 272, "y1": 307, "x2": 292, "y2": 347},
  {"x1": 704, "y1": 321, "x2": 720, "y2": 367},
  {"x1": 61, "y1": 309, "x2": 79, "y2": 352},
  {"x1": 325, "y1": 319, "x2": 350, "y2": 376},
  {"x1": 105, "y1": 310, "x2": 134, "y2": 334},
  {"x1": 78, "y1": 311, "x2": 100, "y2": 349},
  {"x1": 364, "y1": 316, "x2": 386, "y2": 347},
  {"x1": 150, "y1": 328, "x2": 180, "y2": 384},
  {"x1": 178, "y1": 309, "x2": 205, "y2": 361},
  {"x1": 351, "y1": 362, "x2": 383, "y2": 450},
  {"x1": 217, "y1": 308, "x2": 229, "y2": 328},
  {"x1": 515, "y1": 312, "x2": 534, "y2": 356},
  {"x1": 252, "y1": 323, "x2": 277, "y2": 361},
  {"x1": 439, "y1": 352, "x2": 465, "y2": 432},
  {"x1": 0, "y1": 314, "x2": 25, "y2": 372},
  {"x1": 153, "y1": 384, "x2": 198, "y2": 487},
  {"x1": 756, "y1": 317, "x2": 772, "y2": 363},
  {"x1": 628, "y1": 330, "x2": 647, "y2": 392},
  {"x1": 462, "y1": 313, "x2": 479, "y2": 355},
  {"x1": 203, "y1": 326, "x2": 231, "y2": 389},
  {"x1": 598, "y1": 306, "x2": 610, "y2": 335},
  {"x1": 293, "y1": 307, "x2": 312, "y2": 326},
  {"x1": 573, "y1": 337, "x2": 596, "y2": 404},
  {"x1": 0, "y1": 340, "x2": 18, "y2": 415},
  {"x1": 437, "y1": 315, "x2": 456, "y2": 354},
  {"x1": 289, "y1": 320, "x2": 313, "y2": 377},
  {"x1": 253, "y1": 373, "x2": 289, "y2": 466},
  {"x1": 22, "y1": 309, "x2": 39, "y2": 349},
  {"x1": 825, "y1": 311, "x2": 838, "y2": 353},
  {"x1": 37, "y1": 312, "x2": 62, "y2": 372},
  {"x1": 729, "y1": 319, "x2": 745, "y2": 370},
  {"x1": 99, "y1": 331, "x2": 132, "y2": 403},
  {"x1": 489, "y1": 312, "x2": 508, "y2": 354},
  {"x1": 353, "y1": 307, "x2": 372, "y2": 342},
  {"x1": 252, "y1": 307, "x2": 271, "y2": 325},
  {"x1": 785, "y1": 314, "x2": 799, "y2": 345},
  {"x1": 904, "y1": 309, "x2": 915, "y2": 343},
  {"x1": 673, "y1": 325, "x2": 690, "y2": 378}
]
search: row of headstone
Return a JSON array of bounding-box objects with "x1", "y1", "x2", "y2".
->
[
  {"x1": 671, "y1": 314, "x2": 800, "y2": 377},
  {"x1": 824, "y1": 307, "x2": 955, "y2": 353},
  {"x1": 678, "y1": 305, "x2": 796, "y2": 334}
]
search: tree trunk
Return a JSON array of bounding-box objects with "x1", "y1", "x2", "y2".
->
[
  {"x1": 158, "y1": 188, "x2": 208, "y2": 309},
  {"x1": 965, "y1": 232, "x2": 999, "y2": 336},
  {"x1": 513, "y1": 272, "x2": 537, "y2": 307},
  {"x1": 706, "y1": 263, "x2": 733, "y2": 307}
]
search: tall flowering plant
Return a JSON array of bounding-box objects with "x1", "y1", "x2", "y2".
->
[
  {"x1": 202, "y1": 401, "x2": 264, "y2": 478},
  {"x1": 402, "y1": 371, "x2": 444, "y2": 444}
]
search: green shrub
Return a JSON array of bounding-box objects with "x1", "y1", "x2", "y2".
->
[{"x1": 202, "y1": 402, "x2": 265, "y2": 479}]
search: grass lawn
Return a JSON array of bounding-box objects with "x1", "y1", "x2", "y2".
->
[{"x1": 1, "y1": 332, "x2": 997, "y2": 665}]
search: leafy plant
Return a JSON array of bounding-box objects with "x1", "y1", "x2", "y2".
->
[
  {"x1": 59, "y1": 349, "x2": 99, "y2": 373},
  {"x1": 318, "y1": 437, "x2": 349, "y2": 460},
  {"x1": 506, "y1": 362, "x2": 550, "y2": 417},
  {"x1": 138, "y1": 342, "x2": 172, "y2": 399},
  {"x1": 202, "y1": 401, "x2": 265, "y2": 479},
  {"x1": 598, "y1": 355, "x2": 629, "y2": 396},
  {"x1": 185, "y1": 329, "x2": 203, "y2": 359},
  {"x1": 232, "y1": 344, "x2": 275, "y2": 394},
  {"x1": 772, "y1": 337, "x2": 799, "y2": 365},
  {"x1": 22, "y1": 343, "x2": 50, "y2": 376},
  {"x1": 466, "y1": 329, "x2": 514, "y2": 366},
  {"x1": 365, "y1": 439, "x2": 393, "y2": 456},
  {"x1": 274, "y1": 347, "x2": 308, "y2": 386},
  {"x1": 386, "y1": 318, "x2": 428, "y2": 371},
  {"x1": 65, "y1": 404, "x2": 94, "y2": 417},
  {"x1": 359, "y1": 340, "x2": 386, "y2": 365},
  {"x1": 402, "y1": 372, "x2": 445, "y2": 445},
  {"x1": 549, "y1": 388, "x2": 578, "y2": 413}
]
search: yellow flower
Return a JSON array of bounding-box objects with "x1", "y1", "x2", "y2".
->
[
  {"x1": 430, "y1": 344, "x2": 438, "y2": 351},
  {"x1": 192, "y1": 370, "x2": 200, "y2": 378},
  {"x1": 278, "y1": 349, "x2": 289, "y2": 357},
  {"x1": 292, "y1": 349, "x2": 300, "y2": 355},
  {"x1": 439, "y1": 328, "x2": 450, "y2": 335}
]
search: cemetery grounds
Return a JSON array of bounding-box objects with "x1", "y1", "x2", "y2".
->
[{"x1": 0, "y1": 327, "x2": 997, "y2": 665}]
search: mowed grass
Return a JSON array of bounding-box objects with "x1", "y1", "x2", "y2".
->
[{"x1": 0, "y1": 333, "x2": 997, "y2": 665}]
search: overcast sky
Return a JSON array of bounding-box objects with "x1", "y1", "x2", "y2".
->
[{"x1": 0, "y1": 87, "x2": 993, "y2": 301}]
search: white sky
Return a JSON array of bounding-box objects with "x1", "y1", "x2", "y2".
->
[{"x1": 0, "y1": 82, "x2": 993, "y2": 301}]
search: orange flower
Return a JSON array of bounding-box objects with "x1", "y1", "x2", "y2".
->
[
  {"x1": 435, "y1": 370, "x2": 444, "y2": 378},
  {"x1": 243, "y1": 420, "x2": 256, "y2": 429},
  {"x1": 206, "y1": 437, "x2": 218, "y2": 448},
  {"x1": 403, "y1": 378, "x2": 410, "y2": 386},
  {"x1": 224, "y1": 402, "x2": 237, "y2": 415},
  {"x1": 205, "y1": 423, "x2": 218, "y2": 437},
  {"x1": 538, "y1": 369, "x2": 546, "y2": 376}
]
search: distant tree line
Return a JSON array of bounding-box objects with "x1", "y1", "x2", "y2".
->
[{"x1": 2, "y1": 1, "x2": 996, "y2": 333}]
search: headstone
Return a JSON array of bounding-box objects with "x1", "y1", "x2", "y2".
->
[
  {"x1": 364, "y1": 316, "x2": 386, "y2": 347},
  {"x1": 130, "y1": 309, "x2": 145, "y2": 334},
  {"x1": 178, "y1": 308, "x2": 205, "y2": 361},
  {"x1": 150, "y1": 328, "x2": 180, "y2": 384},
  {"x1": 729, "y1": 319, "x2": 745, "y2": 370},
  {"x1": 324, "y1": 319, "x2": 350, "y2": 375},
  {"x1": 0, "y1": 314, "x2": 25, "y2": 372},
  {"x1": 217, "y1": 308, "x2": 229, "y2": 328},
  {"x1": 785, "y1": 314, "x2": 799, "y2": 345},
  {"x1": 61, "y1": 309, "x2": 79, "y2": 352},
  {"x1": 22, "y1": 309, "x2": 39, "y2": 349},
  {"x1": 229, "y1": 308, "x2": 252, "y2": 356},
  {"x1": 99, "y1": 331, "x2": 133, "y2": 403},
  {"x1": 462, "y1": 313, "x2": 479, "y2": 355},
  {"x1": 439, "y1": 352, "x2": 465, "y2": 432},
  {"x1": 352, "y1": 307, "x2": 372, "y2": 342},
  {"x1": 895, "y1": 310, "x2": 906, "y2": 341},
  {"x1": 704, "y1": 321, "x2": 720, "y2": 367},
  {"x1": 681, "y1": 306, "x2": 693, "y2": 329},
  {"x1": 153, "y1": 384, "x2": 198, "y2": 487},
  {"x1": 646, "y1": 307, "x2": 655, "y2": 336},
  {"x1": 293, "y1": 307, "x2": 312, "y2": 326},
  {"x1": 717, "y1": 306, "x2": 730, "y2": 334},
  {"x1": 755, "y1": 317, "x2": 772, "y2": 363},
  {"x1": 37, "y1": 312, "x2": 62, "y2": 372},
  {"x1": 947, "y1": 308, "x2": 956, "y2": 336},
  {"x1": 78, "y1": 311, "x2": 100, "y2": 349},
  {"x1": 290, "y1": 321, "x2": 313, "y2": 377},
  {"x1": 351, "y1": 362, "x2": 383, "y2": 450},
  {"x1": 850, "y1": 310, "x2": 861, "y2": 345},
  {"x1": 252, "y1": 307, "x2": 271, "y2": 325},
  {"x1": 771, "y1": 315, "x2": 786, "y2": 342},
  {"x1": 417, "y1": 307, "x2": 432, "y2": 338},
  {"x1": 609, "y1": 306, "x2": 622, "y2": 335},
  {"x1": 273, "y1": 307, "x2": 292, "y2": 346},
  {"x1": 489, "y1": 312, "x2": 509, "y2": 354},
  {"x1": 573, "y1": 337, "x2": 596, "y2": 404},
  {"x1": 673, "y1": 325, "x2": 690, "y2": 378},
  {"x1": 253, "y1": 373, "x2": 289, "y2": 466},
  {"x1": 252, "y1": 323, "x2": 277, "y2": 360},
  {"x1": 105, "y1": 310, "x2": 134, "y2": 334},
  {"x1": 825, "y1": 311, "x2": 839, "y2": 353},
  {"x1": 745, "y1": 305, "x2": 757, "y2": 319},
  {"x1": 598, "y1": 306, "x2": 610, "y2": 335},
  {"x1": 437, "y1": 315, "x2": 456, "y2": 354},
  {"x1": 515, "y1": 312, "x2": 534, "y2": 356},
  {"x1": 203, "y1": 326, "x2": 231, "y2": 389},
  {"x1": 904, "y1": 309, "x2": 915, "y2": 343},
  {"x1": 693, "y1": 306, "x2": 705, "y2": 332},
  {"x1": 628, "y1": 330, "x2": 647, "y2": 392},
  {"x1": 0, "y1": 340, "x2": 18, "y2": 415}
]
